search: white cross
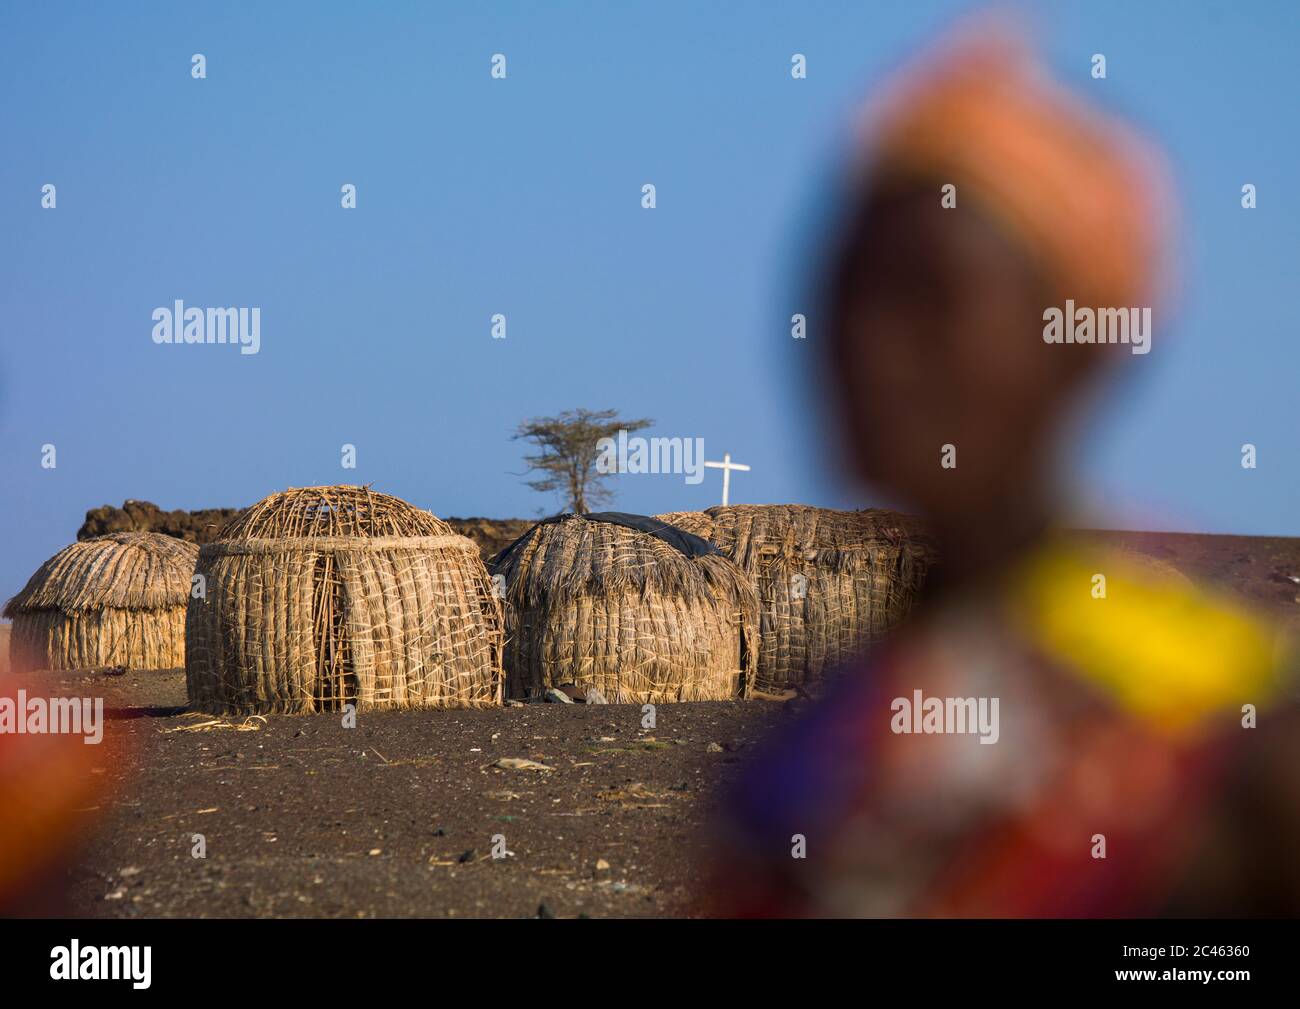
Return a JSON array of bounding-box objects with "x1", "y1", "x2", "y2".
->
[{"x1": 704, "y1": 452, "x2": 750, "y2": 506}]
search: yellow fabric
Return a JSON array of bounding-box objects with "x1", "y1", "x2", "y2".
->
[{"x1": 1005, "y1": 541, "x2": 1283, "y2": 733}]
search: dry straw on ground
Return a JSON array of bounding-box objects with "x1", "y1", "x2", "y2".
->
[
  {"x1": 185, "y1": 485, "x2": 502, "y2": 714},
  {"x1": 4, "y1": 532, "x2": 199, "y2": 673},
  {"x1": 654, "y1": 504, "x2": 933, "y2": 694},
  {"x1": 490, "y1": 514, "x2": 759, "y2": 703}
]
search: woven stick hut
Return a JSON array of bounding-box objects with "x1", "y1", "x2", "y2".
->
[
  {"x1": 5, "y1": 532, "x2": 199, "y2": 673},
  {"x1": 490, "y1": 513, "x2": 759, "y2": 703},
  {"x1": 185, "y1": 486, "x2": 502, "y2": 714},
  {"x1": 654, "y1": 505, "x2": 932, "y2": 694}
]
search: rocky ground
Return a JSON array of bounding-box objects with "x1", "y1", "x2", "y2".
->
[{"x1": 48, "y1": 668, "x2": 782, "y2": 919}]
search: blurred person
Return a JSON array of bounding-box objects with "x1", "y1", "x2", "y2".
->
[
  {"x1": 708, "y1": 23, "x2": 1300, "y2": 917},
  {"x1": 0, "y1": 674, "x2": 105, "y2": 915}
]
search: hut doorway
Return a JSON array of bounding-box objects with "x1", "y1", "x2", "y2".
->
[{"x1": 310, "y1": 553, "x2": 357, "y2": 711}]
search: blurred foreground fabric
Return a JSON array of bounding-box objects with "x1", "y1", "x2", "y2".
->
[{"x1": 709, "y1": 535, "x2": 1299, "y2": 916}]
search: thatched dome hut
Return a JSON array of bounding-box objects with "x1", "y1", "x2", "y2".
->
[
  {"x1": 490, "y1": 513, "x2": 759, "y2": 703},
  {"x1": 185, "y1": 486, "x2": 502, "y2": 714},
  {"x1": 4, "y1": 532, "x2": 198, "y2": 673},
  {"x1": 654, "y1": 505, "x2": 933, "y2": 694}
]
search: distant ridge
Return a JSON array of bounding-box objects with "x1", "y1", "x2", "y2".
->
[{"x1": 79, "y1": 500, "x2": 243, "y2": 546}]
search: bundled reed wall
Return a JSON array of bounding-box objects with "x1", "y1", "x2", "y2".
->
[
  {"x1": 655, "y1": 505, "x2": 933, "y2": 694},
  {"x1": 185, "y1": 486, "x2": 502, "y2": 714},
  {"x1": 490, "y1": 514, "x2": 758, "y2": 703},
  {"x1": 4, "y1": 532, "x2": 198, "y2": 672}
]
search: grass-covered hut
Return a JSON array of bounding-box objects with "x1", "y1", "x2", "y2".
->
[
  {"x1": 654, "y1": 504, "x2": 932, "y2": 694},
  {"x1": 490, "y1": 512, "x2": 758, "y2": 703},
  {"x1": 4, "y1": 532, "x2": 198, "y2": 673}
]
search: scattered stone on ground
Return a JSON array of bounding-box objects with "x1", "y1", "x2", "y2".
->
[{"x1": 40, "y1": 667, "x2": 778, "y2": 918}]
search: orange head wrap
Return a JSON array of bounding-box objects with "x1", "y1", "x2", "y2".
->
[{"x1": 858, "y1": 22, "x2": 1173, "y2": 309}]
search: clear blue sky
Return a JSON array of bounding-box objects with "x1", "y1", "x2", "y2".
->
[{"x1": 2, "y1": 1, "x2": 1298, "y2": 603}]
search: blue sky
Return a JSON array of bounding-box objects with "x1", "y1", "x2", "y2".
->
[{"x1": 2, "y1": 0, "x2": 1298, "y2": 602}]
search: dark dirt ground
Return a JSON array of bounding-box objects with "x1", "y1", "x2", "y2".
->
[
  {"x1": 50, "y1": 668, "x2": 782, "y2": 920},
  {"x1": 10, "y1": 530, "x2": 1300, "y2": 919}
]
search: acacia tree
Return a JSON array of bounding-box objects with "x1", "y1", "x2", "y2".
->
[{"x1": 514, "y1": 408, "x2": 653, "y2": 514}]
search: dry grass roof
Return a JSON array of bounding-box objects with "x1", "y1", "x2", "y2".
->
[
  {"x1": 493, "y1": 513, "x2": 752, "y2": 612},
  {"x1": 655, "y1": 504, "x2": 933, "y2": 573},
  {"x1": 4, "y1": 532, "x2": 198, "y2": 617}
]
